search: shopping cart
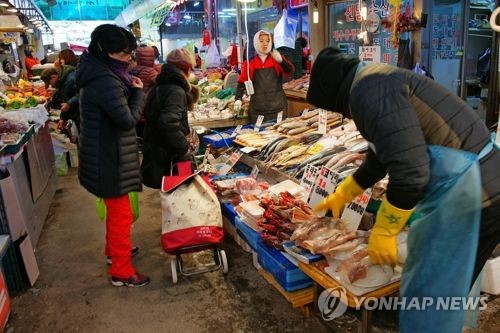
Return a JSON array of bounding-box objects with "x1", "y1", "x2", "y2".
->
[{"x1": 161, "y1": 161, "x2": 228, "y2": 283}]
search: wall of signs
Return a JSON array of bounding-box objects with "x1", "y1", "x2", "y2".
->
[
  {"x1": 327, "y1": 0, "x2": 398, "y2": 65},
  {"x1": 431, "y1": 5, "x2": 462, "y2": 60}
]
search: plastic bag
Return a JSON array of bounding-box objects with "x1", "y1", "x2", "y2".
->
[
  {"x1": 205, "y1": 40, "x2": 221, "y2": 68},
  {"x1": 273, "y1": 10, "x2": 297, "y2": 49},
  {"x1": 476, "y1": 47, "x2": 491, "y2": 84},
  {"x1": 96, "y1": 192, "x2": 140, "y2": 222}
]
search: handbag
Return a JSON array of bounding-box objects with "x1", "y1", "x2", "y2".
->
[{"x1": 160, "y1": 161, "x2": 223, "y2": 254}]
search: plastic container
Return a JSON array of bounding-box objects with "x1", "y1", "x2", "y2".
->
[
  {"x1": 481, "y1": 256, "x2": 500, "y2": 295},
  {"x1": 238, "y1": 201, "x2": 264, "y2": 220},
  {"x1": 269, "y1": 179, "x2": 306, "y2": 199},
  {"x1": 257, "y1": 240, "x2": 313, "y2": 292},
  {"x1": 235, "y1": 217, "x2": 260, "y2": 251},
  {"x1": 202, "y1": 131, "x2": 236, "y2": 149}
]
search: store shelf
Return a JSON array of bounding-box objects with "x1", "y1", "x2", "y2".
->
[
  {"x1": 468, "y1": 28, "x2": 492, "y2": 33},
  {"x1": 470, "y1": 5, "x2": 492, "y2": 10},
  {"x1": 190, "y1": 117, "x2": 248, "y2": 129}
]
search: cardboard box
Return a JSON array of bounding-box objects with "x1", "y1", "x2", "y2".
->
[
  {"x1": 0, "y1": 173, "x2": 29, "y2": 241},
  {"x1": 481, "y1": 256, "x2": 500, "y2": 295}
]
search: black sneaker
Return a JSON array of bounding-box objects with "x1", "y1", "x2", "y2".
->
[
  {"x1": 107, "y1": 246, "x2": 139, "y2": 265},
  {"x1": 111, "y1": 273, "x2": 150, "y2": 287}
]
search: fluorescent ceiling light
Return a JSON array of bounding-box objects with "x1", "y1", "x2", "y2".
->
[
  {"x1": 7, "y1": 8, "x2": 18, "y2": 13},
  {"x1": 0, "y1": 2, "x2": 9, "y2": 7},
  {"x1": 183, "y1": 14, "x2": 191, "y2": 19},
  {"x1": 222, "y1": 8, "x2": 236, "y2": 12},
  {"x1": 193, "y1": 1, "x2": 200, "y2": 6},
  {"x1": 238, "y1": 0, "x2": 256, "y2": 3},
  {"x1": 219, "y1": 15, "x2": 231, "y2": 18}
]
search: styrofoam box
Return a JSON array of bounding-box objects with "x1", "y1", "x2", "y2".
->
[{"x1": 481, "y1": 256, "x2": 500, "y2": 295}]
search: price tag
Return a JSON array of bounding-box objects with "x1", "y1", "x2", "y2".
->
[
  {"x1": 308, "y1": 166, "x2": 340, "y2": 210},
  {"x1": 254, "y1": 115, "x2": 264, "y2": 132},
  {"x1": 250, "y1": 165, "x2": 259, "y2": 179},
  {"x1": 318, "y1": 109, "x2": 328, "y2": 135},
  {"x1": 218, "y1": 150, "x2": 243, "y2": 175},
  {"x1": 203, "y1": 164, "x2": 211, "y2": 173},
  {"x1": 341, "y1": 188, "x2": 373, "y2": 231},
  {"x1": 202, "y1": 146, "x2": 210, "y2": 165},
  {"x1": 299, "y1": 164, "x2": 319, "y2": 202},
  {"x1": 231, "y1": 125, "x2": 243, "y2": 137},
  {"x1": 198, "y1": 77, "x2": 208, "y2": 85},
  {"x1": 276, "y1": 111, "x2": 283, "y2": 124},
  {"x1": 240, "y1": 146, "x2": 257, "y2": 154}
]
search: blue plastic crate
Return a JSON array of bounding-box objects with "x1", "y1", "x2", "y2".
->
[
  {"x1": 202, "y1": 130, "x2": 236, "y2": 149},
  {"x1": 257, "y1": 240, "x2": 313, "y2": 292},
  {"x1": 235, "y1": 217, "x2": 260, "y2": 251},
  {"x1": 221, "y1": 203, "x2": 238, "y2": 225}
]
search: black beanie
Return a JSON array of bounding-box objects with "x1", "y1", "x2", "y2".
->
[{"x1": 306, "y1": 47, "x2": 360, "y2": 117}]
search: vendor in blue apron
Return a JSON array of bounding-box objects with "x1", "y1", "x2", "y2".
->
[
  {"x1": 233, "y1": 30, "x2": 294, "y2": 124},
  {"x1": 307, "y1": 47, "x2": 500, "y2": 333}
]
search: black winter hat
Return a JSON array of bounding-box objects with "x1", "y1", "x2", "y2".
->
[{"x1": 306, "y1": 47, "x2": 360, "y2": 117}]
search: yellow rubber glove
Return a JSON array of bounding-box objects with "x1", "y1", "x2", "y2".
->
[
  {"x1": 368, "y1": 197, "x2": 415, "y2": 265},
  {"x1": 314, "y1": 175, "x2": 364, "y2": 218}
]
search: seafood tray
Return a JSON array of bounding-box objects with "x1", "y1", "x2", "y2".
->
[
  {"x1": 257, "y1": 240, "x2": 313, "y2": 292},
  {"x1": 3, "y1": 125, "x2": 35, "y2": 155},
  {"x1": 235, "y1": 217, "x2": 260, "y2": 251}
]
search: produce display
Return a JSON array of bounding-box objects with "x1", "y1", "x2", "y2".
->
[
  {"x1": 0, "y1": 117, "x2": 29, "y2": 144},
  {"x1": 0, "y1": 79, "x2": 48, "y2": 110},
  {"x1": 188, "y1": 68, "x2": 249, "y2": 122}
]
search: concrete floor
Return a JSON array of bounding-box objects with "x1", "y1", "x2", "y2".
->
[{"x1": 5, "y1": 169, "x2": 500, "y2": 332}]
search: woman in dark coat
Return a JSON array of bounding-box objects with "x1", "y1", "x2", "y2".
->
[
  {"x1": 76, "y1": 24, "x2": 148, "y2": 287},
  {"x1": 141, "y1": 48, "x2": 194, "y2": 189}
]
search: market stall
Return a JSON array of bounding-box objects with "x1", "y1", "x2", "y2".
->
[
  {"x1": 196, "y1": 108, "x2": 409, "y2": 330},
  {"x1": 0, "y1": 77, "x2": 60, "y2": 294}
]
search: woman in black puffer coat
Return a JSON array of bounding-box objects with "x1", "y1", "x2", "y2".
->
[
  {"x1": 76, "y1": 24, "x2": 149, "y2": 287},
  {"x1": 141, "y1": 48, "x2": 195, "y2": 189}
]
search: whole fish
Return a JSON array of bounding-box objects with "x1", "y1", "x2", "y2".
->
[{"x1": 259, "y1": 136, "x2": 287, "y2": 159}]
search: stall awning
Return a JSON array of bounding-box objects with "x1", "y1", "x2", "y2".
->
[{"x1": 0, "y1": 15, "x2": 24, "y2": 32}]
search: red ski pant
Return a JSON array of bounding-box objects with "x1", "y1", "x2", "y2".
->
[{"x1": 104, "y1": 195, "x2": 135, "y2": 278}]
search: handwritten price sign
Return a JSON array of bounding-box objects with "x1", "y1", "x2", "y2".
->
[
  {"x1": 300, "y1": 164, "x2": 319, "y2": 202},
  {"x1": 308, "y1": 166, "x2": 340, "y2": 210},
  {"x1": 341, "y1": 188, "x2": 373, "y2": 231},
  {"x1": 218, "y1": 150, "x2": 243, "y2": 175},
  {"x1": 318, "y1": 109, "x2": 328, "y2": 135}
]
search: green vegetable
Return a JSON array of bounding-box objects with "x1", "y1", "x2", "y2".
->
[
  {"x1": 7, "y1": 101, "x2": 22, "y2": 110},
  {"x1": 0, "y1": 98, "x2": 6, "y2": 107},
  {"x1": 24, "y1": 96, "x2": 38, "y2": 108}
]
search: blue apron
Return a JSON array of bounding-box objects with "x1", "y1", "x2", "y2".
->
[{"x1": 400, "y1": 141, "x2": 495, "y2": 333}]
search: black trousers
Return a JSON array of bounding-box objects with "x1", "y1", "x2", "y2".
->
[{"x1": 472, "y1": 200, "x2": 500, "y2": 286}]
